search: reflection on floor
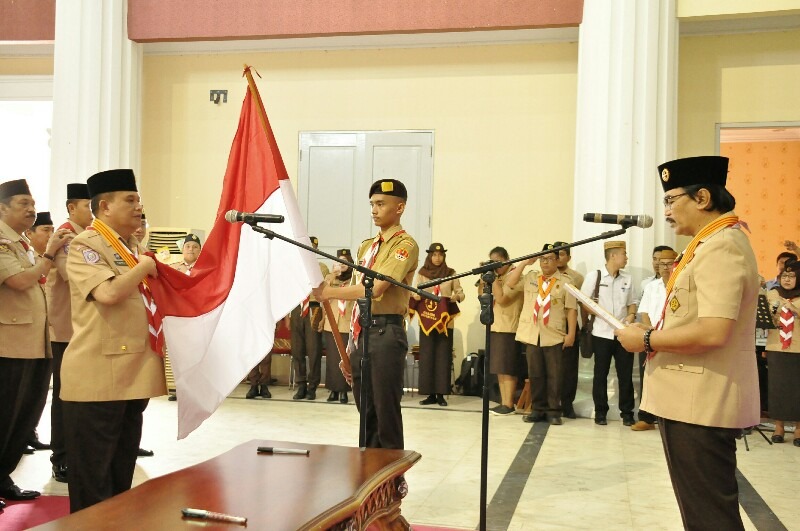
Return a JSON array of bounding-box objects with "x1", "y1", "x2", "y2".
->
[{"x1": 12, "y1": 385, "x2": 799, "y2": 530}]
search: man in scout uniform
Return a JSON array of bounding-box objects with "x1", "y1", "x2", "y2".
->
[
  {"x1": 504, "y1": 244, "x2": 577, "y2": 425},
  {"x1": 172, "y1": 233, "x2": 202, "y2": 274},
  {"x1": 290, "y1": 236, "x2": 330, "y2": 400},
  {"x1": 46, "y1": 183, "x2": 93, "y2": 482},
  {"x1": 313, "y1": 179, "x2": 419, "y2": 449},
  {"x1": 0, "y1": 179, "x2": 72, "y2": 505},
  {"x1": 616, "y1": 156, "x2": 759, "y2": 531},
  {"x1": 60, "y1": 169, "x2": 167, "y2": 513},
  {"x1": 553, "y1": 240, "x2": 583, "y2": 419},
  {"x1": 580, "y1": 240, "x2": 637, "y2": 426}
]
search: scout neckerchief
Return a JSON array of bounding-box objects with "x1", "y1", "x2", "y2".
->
[
  {"x1": 88, "y1": 219, "x2": 165, "y2": 357},
  {"x1": 533, "y1": 275, "x2": 556, "y2": 327},
  {"x1": 648, "y1": 213, "x2": 739, "y2": 359},
  {"x1": 347, "y1": 229, "x2": 405, "y2": 354},
  {"x1": 300, "y1": 296, "x2": 310, "y2": 317},
  {"x1": 779, "y1": 305, "x2": 794, "y2": 349}
]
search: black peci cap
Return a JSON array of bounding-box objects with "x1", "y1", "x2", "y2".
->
[
  {"x1": 67, "y1": 183, "x2": 90, "y2": 200},
  {"x1": 87, "y1": 169, "x2": 138, "y2": 198},
  {"x1": 657, "y1": 156, "x2": 728, "y2": 192},
  {"x1": 0, "y1": 179, "x2": 32, "y2": 200},
  {"x1": 33, "y1": 211, "x2": 53, "y2": 227}
]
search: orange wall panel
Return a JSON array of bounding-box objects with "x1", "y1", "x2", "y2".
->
[{"x1": 722, "y1": 141, "x2": 800, "y2": 279}]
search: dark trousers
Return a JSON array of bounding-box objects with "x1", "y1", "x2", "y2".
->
[
  {"x1": 755, "y1": 346, "x2": 768, "y2": 413},
  {"x1": 290, "y1": 305, "x2": 322, "y2": 389},
  {"x1": 659, "y1": 418, "x2": 744, "y2": 531},
  {"x1": 417, "y1": 328, "x2": 452, "y2": 395},
  {"x1": 0, "y1": 357, "x2": 51, "y2": 489},
  {"x1": 51, "y1": 341, "x2": 68, "y2": 466},
  {"x1": 63, "y1": 399, "x2": 149, "y2": 513},
  {"x1": 637, "y1": 352, "x2": 656, "y2": 423},
  {"x1": 560, "y1": 332, "x2": 580, "y2": 413},
  {"x1": 323, "y1": 331, "x2": 351, "y2": 393},
  {"x1": 247, "y1": 354, "x2": 272, "y2": 386},
  {"x1": 351, "y1": 322, "x2": 407, "y2": 449},
  {"x1": 526, "y1": 342, "x2": 564, "y2": 417},
  {"x1": 592, "y1": 336, "x2": 634, "y2": 417}
]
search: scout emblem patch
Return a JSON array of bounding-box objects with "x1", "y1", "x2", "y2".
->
[
  {"x1": 395, "y1": 248, "x2": 409, "y2": 261},
  {"x1": 381, "y1": 181, "x2": 394, "y2": 193},
  {"x1": 82, "y1": 248, "x2": 100, "y2": 264},
  {"x1": 669, "y1": 297, "x2": 680, "y2": 312},
  {"x1": 661, "y1": 168, "x2": 670, "y2": 182}
]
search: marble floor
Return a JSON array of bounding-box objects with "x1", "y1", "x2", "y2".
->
[{"x1": 11, "y1": 385, "x2": 800, "y2": 531}]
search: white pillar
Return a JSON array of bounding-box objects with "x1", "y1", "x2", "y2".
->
[
  {"x1": 571, "y1": 0, "x2": 678, "y2": 283},
  {"x1": 49, "y1": 0, "x2": 141, "y2": 218}
]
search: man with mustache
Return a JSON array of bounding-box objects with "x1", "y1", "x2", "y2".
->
[
  {"x1": 0, "y1": 179, "x2": 72, "y2": 506},
  {"x1": 616, "y1": 156, "x2": 759, "y2": 531}
]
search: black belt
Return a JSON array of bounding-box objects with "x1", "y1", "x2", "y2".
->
[
  {"x1": 309, "y1": 301, "x2": 321, "y2": 307},
  {"x1": 371, "y1": 314, "x2": 404, "y2": 326}
]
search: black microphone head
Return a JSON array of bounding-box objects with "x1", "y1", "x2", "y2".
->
[{"x1": 224, "y1": 210, "x2": 239, "y2": 223}]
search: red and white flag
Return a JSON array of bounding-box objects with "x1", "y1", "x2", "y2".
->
[{"x1": 149, "y1": 67, "x2": 321, "y2": 439}]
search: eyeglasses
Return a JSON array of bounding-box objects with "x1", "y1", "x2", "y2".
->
[
  {"x1": 781, "y1": 273, "x2": 797, "y2": 279},
  {"x1": 540, "y1": 257, "x2": 556, "y2": 262},
  {"x1": 663, "y1": 192, "x2": 689, "y2": 208},
  {"x1": 657, "y1": 262, "x2": 675, "y2": 268}
]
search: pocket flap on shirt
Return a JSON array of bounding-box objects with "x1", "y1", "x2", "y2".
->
[
  {"x1": 664, "y1": 363, "x2": 704, "y2": 374},
  {"x1": 101, "y1": 337, "x2": 146, "y2": 356},
  {"x1": 0, "y1": 311, "x2": 33, "y2": 325}
]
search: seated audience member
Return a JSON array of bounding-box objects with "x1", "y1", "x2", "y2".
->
[{"x1": 765, "y1": 259, "x2": 800, "y2": 446}]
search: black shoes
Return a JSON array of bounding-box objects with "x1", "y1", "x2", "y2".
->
[
  {"x1": 52, "y1": 464, "x2": 68, "y2": 483},
  {"x1": 28, "y1": 438, "x2": 51, "y2": 451},
  {"x1": 563, "y1": 406, "x2": 577, "y2": 419},
  {"x1": 259, "y1": 386, "x2": 272, "y2": 399},
  {"x1": 168, "y1": 393, "x2": 177, "y2": 401},
  {"x1": 419, "y1": 394, "x2": 437, "y2": 405},
  {"x1": 306, "y1": 388, "x2": 317, "y2": 400},
  {"x1": 595, "y1": 416, "x2": 608, "y2": 425},
  {"x1": 340, "y1": 392, "x2": 348, "y2": 404},
  {"x1": 622, "y1": 415, "x2": 635, "y2": 427},
  {"x1": 137, "y1": 448, "x2": 154, "y2": 457},
  {"x1": 490, "y1": 405, "x2": 516, "y2": 416},
  {"x1": 22, "y1": 446, "x2": 35, "y2": 455},
  {"x1": 549, "y1": 416, "x2": 563, "y2": 425},
  {"x1": 245, "y1": 384, "x2": 259, "y2": 399},
  {"x1": 292, "y1": 384, "x2": 307, "y2": 400},
  {"x1": 523, "y1": 412, "x2": 547, "y2": 423},
  {"x1": 0, "y1": 484, "x2": 41, "y2": 500},
  {"x1": 327, "y1": 391, "x2": 339, "y2": 402},
  {"x1": 437, "y1": 395, "x2": 448, "y2": 407}
]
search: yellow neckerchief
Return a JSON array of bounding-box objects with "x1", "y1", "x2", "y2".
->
[
  {"x1": 88, "y1": 218, "x2": 149, "y2": 290},
  {"x1": 652, "y1": 213, "x2": 740, "y2": 341}
]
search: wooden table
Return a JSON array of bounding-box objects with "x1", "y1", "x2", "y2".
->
[{"x1": 35, "y1": 440, "x2": 421, "y2": 530}]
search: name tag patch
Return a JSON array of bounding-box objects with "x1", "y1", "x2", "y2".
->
[{"x1": 112, "y1": 253, "x2": 127, "y2": 266}]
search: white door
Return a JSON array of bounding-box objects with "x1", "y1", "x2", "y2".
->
[{"x1": 298, "y1": 130, "x2": 433, "y2": 268}]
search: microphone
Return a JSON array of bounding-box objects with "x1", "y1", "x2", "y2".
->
[
  {"x1": 582, "y1": 213, "x2": 653, "y2": 228},
  {"x1": 225, "y1": 210, "x2": 285, "y2": 224}
]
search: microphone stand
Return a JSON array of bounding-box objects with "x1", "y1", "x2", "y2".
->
[
  {"x1": 419, "y1": 225, "x2": 632, "y2": 531},
  {"x1": 244, "y1": 222, "x2": 439, "y2": 449}
]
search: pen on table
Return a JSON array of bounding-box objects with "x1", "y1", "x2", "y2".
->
[
  {"x1": 181, "y1": 508, "x2": 247, "y2": 525},
  {"x1": 257, "y1": 446, "x2": 310, "y2": 456}
]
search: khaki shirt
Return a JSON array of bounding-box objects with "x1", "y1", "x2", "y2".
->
[
  {"x1": 46, "y1": 220, "x2": 84, "y2": 342},
  {"x1": 492, "y1": 268, "x2": 523, "y2": 333},
  {"x1": 322, "y1": 272, "x2": 355, "y2": 333},
  {"x1": 0, "y1": 220, "x2": 50, "y2": 359},
  {"x1": 765, "y1": 290, "x2": 800, "y2": 353},
  {"x1": 61, "y1": 227, "x2": 167, "y2": 401},
  {"x1": 562, "y1": 267, "x2": 584, "y2": 290},
  {"x1": 641, "y1": 218, "x2": 760, "y2": 429},
  {"x1": 356, "y1": 225, "x2": 418, "y2": 315},
  {"x1": 171, "y1": 261, "x2": 195, "y2": 275},
  {"x1": 414, "y1": 272, "x2": 465, "y2": 329},
  {"x1": 510, "y1": 270, "x2": 577, "y2": 347}
]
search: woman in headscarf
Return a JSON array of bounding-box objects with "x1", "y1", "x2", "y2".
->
[
  {"x1": 766, "y1": 258, "x2": 800, "y2": 445},
  {"x1": 410, "y1": 243, "x2": 464, "y2": 406},
  {"x1": 321, "y1": 249, "x2": 355, "y2": 404}
]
